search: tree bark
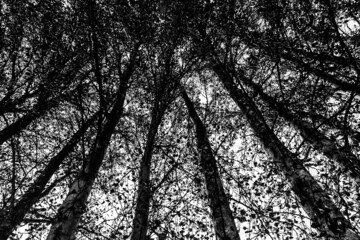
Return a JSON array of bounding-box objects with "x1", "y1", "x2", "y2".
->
[
  {"x1": 45, "y1": 57, "x2": 136, "y2": 240},
  {"x1": 0, "y1": 113, "x2": 97, "y2": 240},
  {"x1": 130, "y1": 98, "x2": 166, "y2": 240},
  {"x1": 212, "y1": 60, "x2": 360, "y2": 240},
  {"x1": 181, "y1": 89, "x2": 240, "y2": 240},
  {"x1": 236, "y1": 70, "x2": 360, "y2": 186}
]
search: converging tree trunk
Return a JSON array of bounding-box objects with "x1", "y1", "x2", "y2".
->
[
  {"x1": 2, "y1": 1, "x2": 360, "y2": 239},
  {"x1": 181, "y1": 88, "x2": 240, "y2": 240},
  {"x1": 130, "y1": 39, "x2": 182, "y2": 239},
  {"x1": 212, "y1": 60, "x2": 360, "y2": 239},
  {"x1": 0, "y1": 113, "x2": 97, "y2": 239},
  {"x1": 130, "y1": 94, "x2": 167, "y2": 240},
  {"x1": 45, "y1": 55, "x2": 137, "y2": 240},
  {"x1": 236, "y1": 71, "x2": 360, "y2": 185}
]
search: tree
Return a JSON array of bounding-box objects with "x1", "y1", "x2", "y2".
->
[
  {"x1": 181, "y1": 87, "x2": 240, "y2": 240},
  {"x1": 45, "y1": 38, "x2": 140, "y2": 238},
  {"x1": 1, "y1": 0, "x2": 360, "y2": 239},
  {"x1": 130, "y1": 68, "x2": 177, "y2": 240},
  {"x1": 0, "y1": 112, "x2": 97, "y2": 239},
  {"x1": 212, "y1": 58, "x2": 359, "y2": 239},
  {"x1": 233, "y1": 69, "x2": 360, "y2": 185}
]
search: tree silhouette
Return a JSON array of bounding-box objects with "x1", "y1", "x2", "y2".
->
[{"x1": 0, "y1": 0, "x2": 360, "y2": 239}]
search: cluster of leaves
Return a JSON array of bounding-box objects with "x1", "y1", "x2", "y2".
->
[{"x1": 1, "y1": 0, "x2": 360, "y2": 239}]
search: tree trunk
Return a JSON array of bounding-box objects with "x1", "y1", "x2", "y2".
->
[
  {"x1": 130, "y1": 99, "x2": 165, "y2": 240},
  {"x1": 236, "y1": 71, "x2": 360, "y2": 186},
  {"x1": 181, "y1": 89, "x2": 240, "y2": 240},
  {"x1": 45, "y1": 61, "x2": 135, "y2": 240},
  {"x1": 0, "y1": 113, "x2": 97, "y2": 239},
  {"x1": 212, "y1": 60, "x2": 360, "y2": 240}
]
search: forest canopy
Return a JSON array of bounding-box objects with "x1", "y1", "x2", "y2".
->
[{"x1": 0, "y1": 0, "x2": 360, "y2": 239}]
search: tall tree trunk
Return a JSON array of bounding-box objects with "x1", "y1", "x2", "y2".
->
[
  {"x1": 46, "y1": 0, "x2": 140, "y2": 235},
  {"x1": 45, "y1": 60, "x2": 136, "y2": 240},
  {"x1": 130, "y1": 99, "x2": 165, "y2": 240},
  {"x1": 0, "y1": 113, "x2": 97, "y2": 240},
  {"x1": 236, "y1": 71, "x2": 360, "y2": 185},
  {"x1": 212, "y1": 60, "x2": 360, "y2": 240},
  {"x1": 181, "y1": 89, "x2": 240, "y2": 240},
  {"x1": 130, "y1": 43, "x2": 179, "y2": 239}
]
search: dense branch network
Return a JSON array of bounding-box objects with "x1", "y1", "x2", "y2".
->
[{"x1": 0, "y1": 0, "x2": 359, "y2": 240}]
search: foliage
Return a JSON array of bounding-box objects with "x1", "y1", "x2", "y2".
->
[{"x1": 0, "y1": 0, "x2": 360, "y2": 239}]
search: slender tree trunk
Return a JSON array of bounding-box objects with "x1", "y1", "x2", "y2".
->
[
  {"x1": 46, "y1": 0, "x2": 141, "y2": 234},
  {"x1": 236, "y1": 71, "x2": 360, "y2": 185},
  {"x1": 181, "y1": 89, "x2": 240, "y2": 240},
  {"x1": 45, "y1": 61, "x2": 135, "y2": 240},
  {"x1": 0, "y1": 113, "x2": 97, "y2": 239},
  {"x1": 130, "y1": 99, "x2": 165, "y2": 240},
  {"x1": 212, "y1": 60, "x2": 360, "y2": 239}
]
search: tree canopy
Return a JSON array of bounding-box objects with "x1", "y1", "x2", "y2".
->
[{"x1": 0, "y1": 0, "x2": 360, "y2": 239}]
